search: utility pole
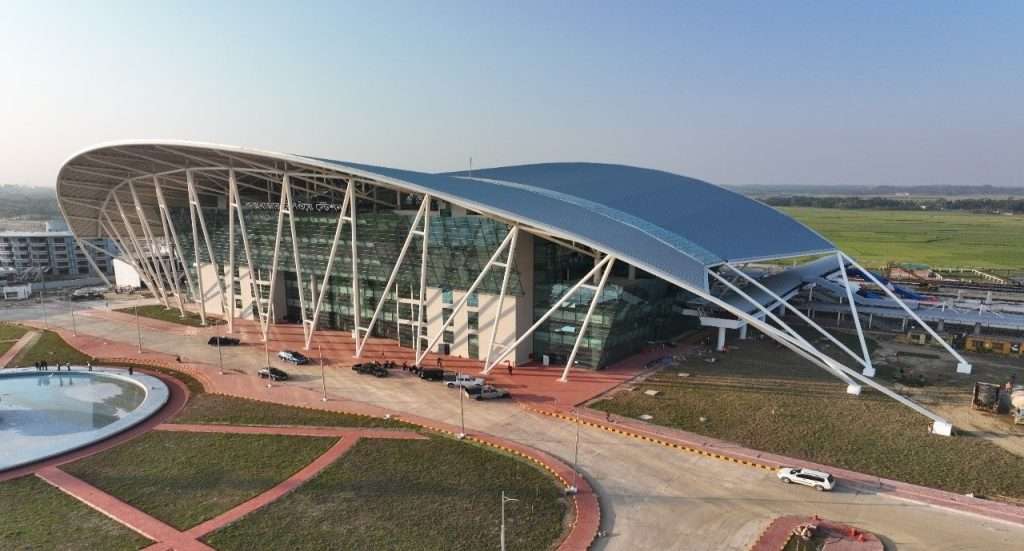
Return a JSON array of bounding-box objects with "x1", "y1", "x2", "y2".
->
[
  {"x1": 569, "y1": 407, "x2": 581, "y2": 495},
  {"x1": 457, "y1": 360, "x2": 466, "y2": 439},
  {"x1": 217, "y1": 334, "x2": 224, "y2": 374},
  {"x1": 69, "y1": 293, "x2": 78, "y2": 337},
  {"x1": 500, "y1": 491, "x2": 518, "y2": 551}
]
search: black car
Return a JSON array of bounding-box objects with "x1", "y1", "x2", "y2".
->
[
  {"x1": 418, "y1": 367, "x2": 445, "y2": 381},
  {"x1": 352, "y1": 363, "x2": 389, "y2": 377},
  {"x1": 208, "y1": 336, "x2": 241, "y2": 346},
  {"x1": 258, "y1": 367, "x2": 289, "y2": 381}
]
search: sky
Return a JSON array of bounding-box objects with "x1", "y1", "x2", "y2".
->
[{"x1": 1, "y1": 1, "x2": 1021, "y2": 188}]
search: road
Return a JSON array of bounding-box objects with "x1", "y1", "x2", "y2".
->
[{"x1": 3, "y1": 299, "x2": 1022, "y2": 550}]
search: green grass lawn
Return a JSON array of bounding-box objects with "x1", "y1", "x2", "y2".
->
[
  {"x1": 172, "y1": 393, "x2": 416, "y2": 429},
  {"x1": 0, "y1": 323, "x2": 29, "y2": 359},
  {"x1": 62, "y1": 431, "x2": 335, "y2": 530},
  {"x1": 591, "y1": 343, "x2": 1024, "y2": 501},
  {"x1": 114, "y1": 304, "x2": 224, "y2": 327},
  {"x1": 11, "y1": 329, "x2": 92, "y2": 367},
  {"x1": 0, "y1": 475, "x2": 151, "y2": 550},
  {"x1": 782, "y1": 207, "x2": 1024, "y2": 270},
  {"x1": 205, "y1": 436, "x2": 569, "y2": 551}
]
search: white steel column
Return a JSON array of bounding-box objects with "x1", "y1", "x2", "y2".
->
[
  {"x1": 483, "y1": 225, "x2": 520, "y2": 369},
  {"x1": 484, "y1": 255, "x2": 613, "y2": 374},
  {"x1": 185, "y1": 172, "x2": 207, "y2": 325},
  {"x1": 842, "y1": 252, "x2": 972, "y2": 374},
  {"x1": 187, "y1": 170, "x2": 229, "y2": 319},
  {"x1": 560, "y1": 257, "x2": 615, "y2": 382},
  {"x1": 73, "y1": 238, "x2": 112, "y2": 287},
  {"x1": 226, "y1": 170, "x2": 236, "y2": 332},
  {"x1": 356, "y1": 197, "x2": 430, "y2": 358},
  {"x1": 100, "y1": 213, "x2": 159, "y2": 300},
  {"x1": 262, "y1": 174, "x2": 291, "y2": 339},
  {"x1": 150, "y1": 177, "x2": 185, "y2": 316},
  {"x1": 112, "y1": 194, "x2": 169, "y2": 306},
  {"x1": 282, "y1": 176, "x2": 312, "y2": 344},
  {"x1": 837, "y1": 253, "x2": 875, "y2": 377},
  {"x1": 128, "y1": 182, "x2": 174, "y2": 307},
  {"x1": 349, "y1": 186, "x2": 361, "y2": 342},
  {"x1": 153, "y1": 178, "x2": 197, "y2": 303},
  {"x1": 229, "y1": 173, "x2": 268, "y2": 337},
  {"x1": 416, "y1": 226, "x2": 518, "y2": 367},
  {"x1": 414, "y1": 196, "x2": 431, "y2": 362},
  {"x1": 707, "y1": 269, "x2": 860, "y2": 391},
  {"x1": 304, "y1": 182, "x2": 354, "y2": 349},
  {"x1": 688, "y1": 267, "x2": 951, "y2": 434},
  {"x1": 725, "y1": 264, "x2": 873, "y2": 374}
]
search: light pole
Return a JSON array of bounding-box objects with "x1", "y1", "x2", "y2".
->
[
  {"x1": 457, "y1": 361, "x2": 466, "y2": 439},
  {"x1": 319, "y1": 344, "x2": 327, "y2": 402},
  {"x1": 134, "y1": 300, "x2": 143, "y2": 353},
  {"x1": 38, "y1": 265, "x2": 49, "y2": 329},
  {"x1": 568, "y1": 407, "x2": 581, "y2": 495},
  {"x1": 217, "y1": 334, "x2": 224, "y2": 374},
  {"x1": 69, "y1": 293, "x2": 78, "y2": 337},
  {"x1": 500, "y1": 491, "x2": 518, "y2": 551}
]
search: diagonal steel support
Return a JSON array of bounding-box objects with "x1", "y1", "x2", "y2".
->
[
  {"x1": 149, "y1": 177, "x2": 185, "y2": 316},
  {"x1": 111, "y1": 194, "x2": 168, "y2": 306},
  {"x1": 304, "y1": 181, "x2": 354, "y2": 349},
  {"x1": 836, "y1": 252, "x2": 875, "y2": 376},
  {"x1": 724, "y1": 263, "x2": 872, "y2": 373},
  {"x1": 129, "y1": 181, "x2": 174, "y2": 308},
  {"x1": 560, "y1": 257, "x2": 616, "y2": 382},
  {"x1": 841, "y1": 252, "x2": 971, "y2": 374},
  {"x1": 229, "y1": 172, "x2": 268, "y2": 338},
  {"x1": 261, "y1": 174, "x2": 292, "y2": 340},
  {"x1": 73, "y1": 238, "x2": 112, "y2": 287},
  {"x1": 356, "y1": 197, "x2": 430, "y2": 358},
  {"x1": 484, "y1": 255, "x2": 614, "y2": 374},
  {"x1": 153, "y1": 178, "x2": 197, "y2": 303},
  {"x1": 187, "y1": 170, "x2": 229, "y2": 322},
  {"x1": 100, "y1": 213, "x2": 159, "y2": 300},
  {"x1": 483, "y1": 225, "x2": 520, "y2": 369},
  {"x1": 707, "y1": 269, "x2": 860, "y2": 391},
  {"x1": 416, "y1": 225, "x2": 518, "y2": 367}
]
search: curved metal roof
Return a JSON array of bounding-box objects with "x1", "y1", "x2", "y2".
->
[{"x1": 56, "y1": 141, "x2": 835, "y2": 292}]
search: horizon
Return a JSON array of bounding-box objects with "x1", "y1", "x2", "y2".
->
[{"x1": 1, "y1": 1, "x2": 1022, "y2": 188}]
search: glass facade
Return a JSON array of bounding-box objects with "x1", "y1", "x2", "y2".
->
[{"x1": 531, "y1": 240, "x2": 696, "y2": 368}]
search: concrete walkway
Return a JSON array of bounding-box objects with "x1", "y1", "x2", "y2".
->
[{"x1": 0, "y1": 329, "x2": 39, "y2": 367}]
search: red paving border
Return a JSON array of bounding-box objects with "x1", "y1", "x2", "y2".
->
[{"x1": 9, "y1": 321, "x2": 602, "y2": 551}]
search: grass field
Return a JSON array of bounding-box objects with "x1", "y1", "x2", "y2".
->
[
  {"x1": 205, "y1": 436, "x2": 568, "y2": 551},
  {"x1": 172, "y1": 393, "x2": 416, "y2": 429},
  {"x1": 114, "y1": 304, "x2": 224, "y2": 327},
  {"x1": 12, "y1": 329, "x2": 93, "y2": 367},
  {"x1": 0, "y1": 323, "x2": 28, "y2": 357},
  {"x1": 591, "y1": 340, "x2": 1024, "y2": 501},
  {"x1": 63, "y1": 431, "x2": 335, "y2": 530},
  {"x1": 0, "y1": 475, "x2": 151, "y2": 550},
  {"x1": 781, "y1": 207, "x2": 1024, "y2": 270}
]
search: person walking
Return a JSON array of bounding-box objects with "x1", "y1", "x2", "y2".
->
[
  {"x1": 128, "y1": 366, "x2": 134, "y2": 375},
  {"x1": 507, "y1": 362, "x2": 513, "y2": 376}
]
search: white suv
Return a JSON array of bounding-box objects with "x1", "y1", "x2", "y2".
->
[
  {"x1": 777, "y1": 467, "x2": 835, "y2": 491},
  {"x1": 445, "y1": 373, "x2": 485, "y2": 389}
]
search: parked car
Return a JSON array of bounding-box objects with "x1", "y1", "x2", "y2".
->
[
  {"x1": 352, "y1": 362, "x2": 389, "y2": 377},
  {"x1": 258, "y1": 367, "x2": 289, "y2": 381},
  {"x1": 445, "y1": 373, "x2": 485, "y2": 389},
  {"x1": 418, "y1": 367, "x2": 445, "y2": 381},
  {"x1": 207, "y1": 336, "x2": 241, "y2": 346},
  {"x1": 277, "y1": 350, "x2": 309, "y2": 365},
  {"x1": 464, "y1": 384, "x2": 510, "y2": 400},
  {"x1": 776, "y1": 467, "x2": 835, "y2": 491}
]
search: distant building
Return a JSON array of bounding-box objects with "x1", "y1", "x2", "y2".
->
[{"x1": 0, "y1": 230, "x2": 117, "y2": 281}]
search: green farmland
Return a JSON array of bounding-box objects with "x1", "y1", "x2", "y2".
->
[{"x1": 782, "y1": 207, "x2": 1024, "y2": 270}]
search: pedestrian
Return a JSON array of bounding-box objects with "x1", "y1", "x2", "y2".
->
[
  {"x1": 507, "y1": 362, "x2": 512, "y2": 376},
  {"x1": 606, "y1": 410, "x2": 612, "y2": 423},
  {"x1": 42, "y1": 360, "x2": 48, "y2": 371},
  {"x1": 176, "y1": 355, "x2": 181, "y2": 363},
  {"x1": 34, "y1": 360, "x2": 40, "y2": 371},
  {"x1": 128, "y1": 366, "x2": 134, "y2": 375},
  {"x1": 87, "y1": 361, "x2": 92, "y2": 372}
]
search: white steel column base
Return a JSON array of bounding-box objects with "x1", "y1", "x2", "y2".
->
[
  {"x1": 957, "y1": 362, "x2": 973, "y2": 374},
  {"x1": 845, "y1": 384, "x2": 862, "y2": 396},
  {"x1": 931, "y1": 421, "x2": 953, "y2": 437},
  {"x1": 739, "y1": 325, "x2": 748, "y2": 340},
  {"x1": 716, "y1": 327, "x2": 726, "y2": 351},
  {"x1": 861, "y1": 366, "x2": 876, "y2": 378}
]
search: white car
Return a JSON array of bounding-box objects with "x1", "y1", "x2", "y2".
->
[
  {"x1": 464, "y1": 384, "x2": 511, "y2": 400},
  {"x1": 445, "y1": 374, "x2": 485, "y2": 389},
  {"x1": 777, "y1": 467, "x2": 835, "y2": 491}
]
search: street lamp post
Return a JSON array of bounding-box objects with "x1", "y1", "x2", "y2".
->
[
  {"x1": 500, "y1": 491, "x2": 518, "y2": 551},
  {"x1": 319, "y1": 344, "x2": 327, "y2": 402},
  {"x1": 457, "y1": 361, "x2": 466, "y2": 439},
  {"x1": 69, "y1": 294, "x2": 78, "y2": 337},
  {"x1": 217, "y1": 334, "x2": 224, "y2": 374},
  {"x1": 134, "y1": 300, "x2": 143, "y2": 352}
]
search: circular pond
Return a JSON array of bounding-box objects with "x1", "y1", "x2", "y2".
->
[{"x1": 0, "y1": 368, "x2": 168, "y2": 471}]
